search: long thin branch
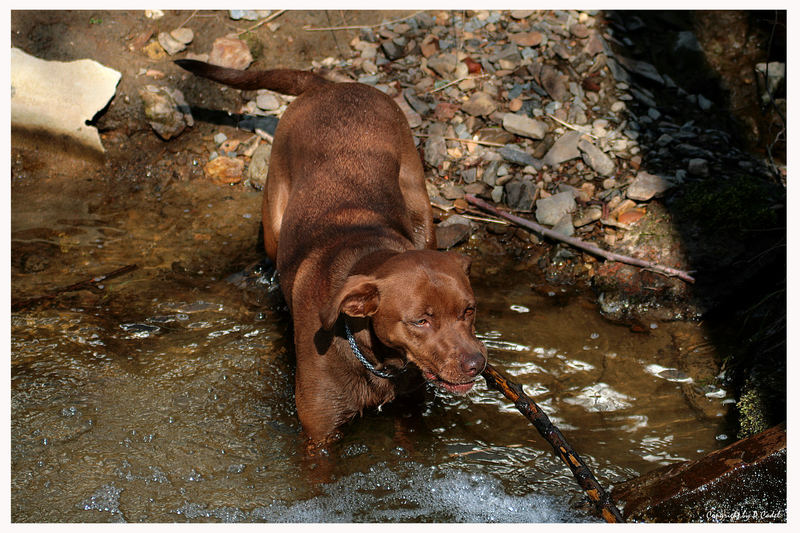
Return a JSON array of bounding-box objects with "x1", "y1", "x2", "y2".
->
[
  {"x1": 466, "y1": 194, "x2": 695, "y2": 283},
  {"x1": 482, "y1": 363, "x2": 625, "y2": 523}
]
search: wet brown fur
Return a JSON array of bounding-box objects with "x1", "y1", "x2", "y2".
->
[{"x1": 176, "y1": 60, "x2": 486, "y2": 445}]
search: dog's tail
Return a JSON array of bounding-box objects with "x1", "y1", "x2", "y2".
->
[{"x1": 175, "y1": 59, "x2": 330, "y2": 96}]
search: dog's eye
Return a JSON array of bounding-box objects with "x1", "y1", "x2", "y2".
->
[
  {"x1": 411, "y1": 318, "x2": 429, "y2": 327},
  {"x1": 463, "y1": 306, "x2": 475, "y2": 318}
]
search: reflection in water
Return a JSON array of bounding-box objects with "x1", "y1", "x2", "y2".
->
[{"x1": 11, "y1": 266, "x2": 733, "y2": 522}]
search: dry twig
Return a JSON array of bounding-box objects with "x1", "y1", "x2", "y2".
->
[{"x1": 466, "y1": 194, "x2": 695, "y2": 283}]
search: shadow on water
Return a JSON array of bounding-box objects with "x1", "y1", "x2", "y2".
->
[{"x1": 599, "y1": 10, "x2": 786, "y2": 520}]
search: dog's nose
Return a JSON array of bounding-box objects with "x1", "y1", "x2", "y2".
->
[{"x1": 460, "y1": 352, "x2": 486, "y2": 377}]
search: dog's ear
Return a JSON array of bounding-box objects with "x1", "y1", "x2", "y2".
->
[
  {"x1": 447, "y1": 251, "x2": 472, "y2": 277},
  {"x1": 319, "y1": 275, "x2": 380, "y2": 330}
]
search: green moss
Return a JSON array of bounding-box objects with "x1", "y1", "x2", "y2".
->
[
  {"x1": 736, "y1": 386, "x2": 770, "y2": 439},
  {"x1": 675, "y1": 174, "x2": 782, "y2": 232}
]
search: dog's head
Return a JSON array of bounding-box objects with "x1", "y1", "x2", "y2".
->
[{"x1": 320, "y1": 250, "x2": 487, "y2": 393}]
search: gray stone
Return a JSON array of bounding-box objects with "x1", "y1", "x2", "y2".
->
[
  {"x1": 423, "y1": 134, "x2": 447, "y2": 168},
  {"x1": 573, "y1": 206, "x2": 603, "y2": 227},
  {"x1": 427, "y1": 53, "x2": 458, "y2": 78},
  {"x1": 543, "y1": 131, "x2": 583, "y2": 167},
  {"x1": 441, "y1": 183, "x2": 465, "y2": 200},
  {"x1": 552, "y1": 214, "x2": 575, "y2": 237},
  {"x1": 256, "y1": 92, "x2": 280, "y2": 111},
  {"x1": 247, "y1": 143, "x2": 272, "y2": 189},
  {"x1": 461, "y1": 91, "x2": 497, "y2": 116},
  {"x1": 504, "y1": 177, "x2": 537, "y2": 211},
  {"x1": 491, "y1": 185, "x2": 504, "y2": 203},
  {"x1": 615, "y1": 55, "x2": 665, "y2": 84},
  {"x1": 482, "y1": 160, "x2": 501, "y2": 187},
  {"x1": 502, "y1": 113, "x2": 547, "y2": 139},
  {"x1": 139, "y1": 84, "x2": 193, "y2": 140},
  {"x1": 540, "y1": 65, "x2": 567, "y2": 101},
  {"x1": 499, "y1": 145, "x2": 542, "y2": 169},
  {"x1": 158, "y1": 31, "x2": 188, "y2": 55},
  {"x1": 462, "y1": 167, "x2": 477, "y2": 184},
  {"x1": 688, "y1": 158, "x2": 709, "y2": 177},
  {"x1": 403, "y1": 89, "x2": 431, "y2": 115},
  {"x1": 381, "y1": 39, "x2": 404, "y2": 60},
  {"x1": 435, "y1": 221, "x2": 472, "y2": 250},
  {"x1": 577, "y1": 137, "x2": 615, "y2": 176},
  {"x1": 626, "y1": 171, "x2": 675, "y2": 201},
  {"x1": 535, "y1": 190, "x2": 576, "y2": 226}
]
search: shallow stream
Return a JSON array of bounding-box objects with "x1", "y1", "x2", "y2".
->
[{"x1": 10, "y1": 186, "x2": 733, "y2": 521}]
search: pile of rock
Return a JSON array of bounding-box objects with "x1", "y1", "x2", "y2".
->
[{"x1": 146, "y1": 10, "x2": 783, "y2": 320}]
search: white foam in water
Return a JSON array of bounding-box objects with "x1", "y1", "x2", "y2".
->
[{"x1": 178, "y1": 462, "x2": 588, "y2": 523}]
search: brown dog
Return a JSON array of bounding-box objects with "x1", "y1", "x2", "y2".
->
[{"x1": 176, "y1": 60, "x2": 487, "y2": 445}]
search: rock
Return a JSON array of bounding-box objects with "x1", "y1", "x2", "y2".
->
[
  {"x1": 499, "y1": 145, "x2": 542, "y2": 169},
  {"x1": 573, "y1": 206, "x2": 603, "y2": 227},
  {"x1": 543, "y1": 131, "x2": 583, "y2": 167},
  {"x1": 509, "y1": 31, "x2": 543, "y2": 47},
  {"x1": 423, "y1": 134, "x2": 447, "y2": 168},
  {"x1": 142, "y1": 40, "x2": 167, "y2": 60},
  {"x1": 229, "y1": 10, "x2": 270, "y2": 21},
  {"x1": 433, "y1": 102, "x2": 459, "y2": 121},
  {"x1": 420, "y1": 34, "x2": 438, "y2": 58},
  {"x1": 615, "y1": 55, "x2": 665, "y2": 85},
  {"x1": 688, "y1": 158, "x2": 709, "y2": 177},
  {"x1": 570, "y1": 23, "x2": 590, "y2": 39},
  {"x1": 139, "y1": 85, "x2": 193, "y2": 140},
  {"x1": 627, "y1": 171, "x2": 676, "y2": 201},
  {"x1": 463, "y1": 182, "x2": 488, "y2": 196},
  {"x1": 238, "y1": 134, "x2": 261, "y2": 157},
  {"x1": 755, "y1": 61, "x2": 785, "y2": 103},
  {"x1": 504, "y1": 177, "x2": 537, "y2": 211},
  {"x1": 617, "y1": 208, "x2": 646, "y2": 225},
  {"x1": 209, "y1": 35, "x2": 253, "y2": 70},
  {"x1": 256, "y1": 92, "x2": 280, "y2": 111},
  {"x1": 540, "y1": 65, "x2": 568, "y2": 101},
  {"x1": 247, "y1": 143, "x2": 271, "y2": 189},
  {"x1": 11, "y1": 47, "x2": 121, "y2": 154},
  {"x1": 393, "y1": 94, "x2": 422, "y2": 128},
  {"x1": 552, "y1": 214, "x2": 574, "y2": 237},
  {"x1": 436, "y1": 215, "x2": 472, "y2": 249},
  {"x1": 536, "y1": 190, "x2": 576, "y2": 226},
  {"x1": 403, "y1": 89, "x2": 431, "y2": 116},
  {"x1": 158, "y1": 31, "x2": 188, "y2": 55},
  {"x1": 502, "y1": 113, "x2": 547, "y2": 140},
  {"x1": 491, "y1": 185, "x2": 504, "y2": 203},
  {"x1": 440, "y1": 182, "x2": 465, "y2": 200},
  {"x1": 461, "y1": 91, "x2": 497, "y2": 116},
  {"x1": 427, "y1": 53, "x2": 458, "y2": 78},
  {"x1": 219, "y1": 139, "x2": 240, "y2": 154},
  {"x1": 577, "y1": 137, "x2": 615, "y2": 176},
  {"x1": 510, "y1": 10, "x2": 534, "y2": 19},
  {"x1": 381, "y1": 39, "x2": 405, "y2": 61},
  {"x1": 205, "y1": 156, "x2": 244, "y2": 184}
]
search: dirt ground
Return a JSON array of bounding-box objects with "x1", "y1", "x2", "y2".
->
[{"x1": 11, "y1": 10, "x2": 413, "y2": 293}]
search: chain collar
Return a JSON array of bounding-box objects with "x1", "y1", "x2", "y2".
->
[{"x1": 344, "y1": 320, "x2": 405, "y2": 379}]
